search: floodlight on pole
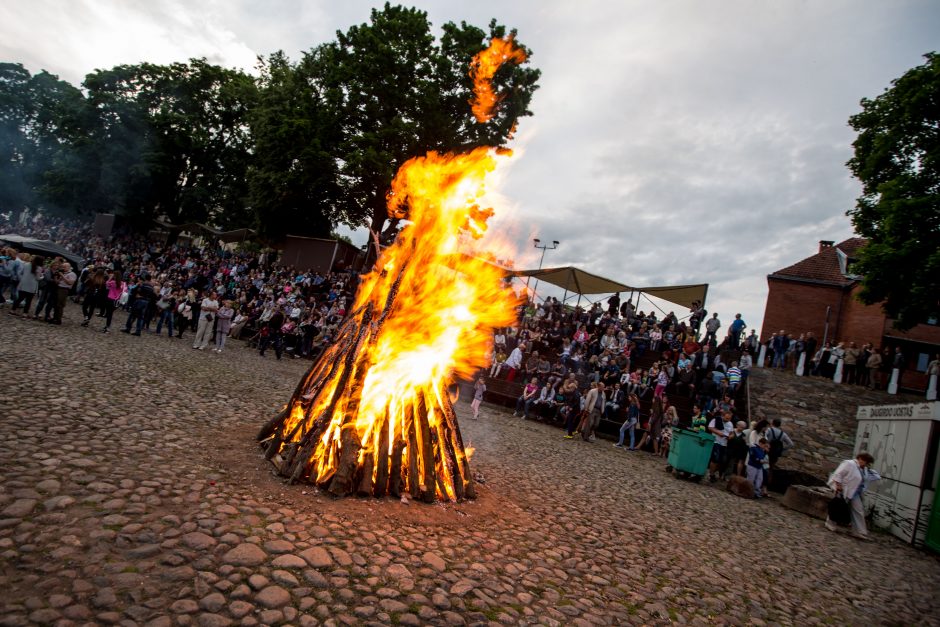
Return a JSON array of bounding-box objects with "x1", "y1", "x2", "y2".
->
[{"x1": 530, "y1": 238, "x2": 559, "y2": 303}]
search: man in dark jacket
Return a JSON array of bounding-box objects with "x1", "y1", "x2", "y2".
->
[
  {"x1": 121, "y1": 275, "x2": 156, "y2": 336},
  {"x1": 260, "y1": 306, "x2": 286, "y2": 360}
]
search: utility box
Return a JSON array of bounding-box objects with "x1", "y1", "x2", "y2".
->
[{"x1": 854, "y1": 402, "x2": 940, "y2": 550}]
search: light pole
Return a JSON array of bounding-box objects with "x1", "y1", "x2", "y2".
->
[{"x1": 530, "y1": 238, "x2": 559, "y2": 304}]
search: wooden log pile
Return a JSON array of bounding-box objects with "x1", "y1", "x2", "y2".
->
[{"x1": 257, "y1": 262, "x2": 476, "y2": 502}]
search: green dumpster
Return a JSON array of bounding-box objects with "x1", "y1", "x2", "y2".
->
[{"x1": 668, "y1": 427, "x2": 715, "y2": 477}]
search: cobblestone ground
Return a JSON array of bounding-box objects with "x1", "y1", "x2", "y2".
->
[{"x1": 1, "y1": 312, "x2": 939, "y2": 627}]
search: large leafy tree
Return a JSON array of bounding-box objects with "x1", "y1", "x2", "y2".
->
[
  {"x1": 83, "y1": 59, "x2": 257, "y2": 226},
  {"x1": 321, "y1": 4, "x2": 540, "y2": 239},
  {"x1": 0, "y1": 63, "x2": 90, "y2": 220},
  {"x1": 847, "y1": 52, "x2": 940, "y2": 330},
  {"x1": 247, "y1": 51, "x2": 344, "y2": 241},
  {"x1": 0, "y1": 63, "x2": 37, "y2": 218}
]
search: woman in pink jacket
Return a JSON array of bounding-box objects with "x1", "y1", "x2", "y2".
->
[{"x1": 102, "y1": 270, "x2": 125, "y2": 333}]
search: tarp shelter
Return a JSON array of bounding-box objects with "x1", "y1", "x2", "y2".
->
[
  {"x1": 510, "y1": 266, "x2": 708, "y2": 310},
  {"x1": 153, "y1": 220, "x2": 256, "y2": 244},
  {"x1": 0, "y1": 234, "x2": 84, "y2": 269}
]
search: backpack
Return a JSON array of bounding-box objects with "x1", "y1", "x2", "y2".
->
[{"x1": 768, "y1": 428, "x2": 784, "y2": 460}]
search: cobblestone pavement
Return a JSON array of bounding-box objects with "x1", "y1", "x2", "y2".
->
[{"x1": 1, "y1": 312, "x2": 939, "y2": 627}]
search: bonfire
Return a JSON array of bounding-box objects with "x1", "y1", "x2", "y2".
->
[{"x1": 258, "y1": 37, "x2": 527, "y2": 502}]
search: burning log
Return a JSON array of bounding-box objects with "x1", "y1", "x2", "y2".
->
[{"x1": 258, "y1": 36, "x2": 528, "y2": 502}]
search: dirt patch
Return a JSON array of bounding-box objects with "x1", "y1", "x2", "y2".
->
[{"x1": 203, "y1": 420, "x2": 529, "y2": 531}]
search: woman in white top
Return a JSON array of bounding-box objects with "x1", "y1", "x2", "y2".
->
[{"x1": 826, "y1": 452, "x2": 879, "y2": 538}]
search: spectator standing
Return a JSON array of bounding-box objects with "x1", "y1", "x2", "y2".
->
[
  {"x1": 747, "y1": 439, "x2": 770, "y2": 499},
  {"x1": 9, "y1": 255, "x2": 42, "y2": 316},
  {"x1": 175, "y1": 292, "x2": 195, "y2": 340},
  {"x1": 765, "y1": 418, "x2": 793, "y2": 485},
  {"x1": 843, "y1": 342, "x2": 861, "y2": 384},
  {"x1": 504, "y1": 341, "x2": 525, "y2": 382},
  {"x1": 857, "y1": 343, "x2": 873, "y2": 387},
  {"x1": 729, "y1": 314, "x2": 746, "y2": 348},
  {"x1": 802, "y1": 332, "x2": 818, "y2": 375},
  {"x1": 470, "y1": 377, "x2": 486, "y2": 419},
  {"x1": 48, "y1": 262, "x2": 76, "y2": 325},
  {"x1": 893, "y1": 347, "x2": 906, "y2": 374},
  {"x1": 102, "y1": 270, "x2": 124, "y2": 333},
  {"x1": 704, "y1": 313, "x2": 721, "y2": 345},
  {"x1": 260, "y1": 306, "x2": 285, "y2": 359},
  {"x1": 80, "y1": 268, "x2": 106, "y2": 327},
  {"x1": 193, "y1": 290, "x2": 220, "y2": 350},
  {"x1": 0, "y1": 250, "x2": 15, "y2": 305},
  {"x1": 739, "y1": 352, "x2": 753, "y2": 384},
  {"x1": 771, "y1": 331, "x2": 789, "y2": 368},
  {"x1": 727, "y1": 362, "x2": 742, "y2": 396},
  {"x1": 707, "y1": 410, "x2": 734, "y2": 482},
  {"x1": 121, "y1": 276, "x2": 155, "y2": 336},
  {"x1": 613, "y1": 394, "x2": 640, "y2": 450},
  {"x1": 154, "y1": 289, "x2": 177, "y2": 337},
  {"x1": 213, "y1": 300, "x2": 234, "y2": 352},
  {"x1": 865, "y1": 348, "x2": 883, "y2": 389},
  {"x1": 727, "y1": 421, "x2": 749, "y2": 477},
  {"x1": 580, "y1": 381, "x2": 605, "y2": 442}
]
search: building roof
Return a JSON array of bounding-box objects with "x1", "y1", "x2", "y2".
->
[{"x1": 769, "y1": 237, "x2": 867, "y2": 286}]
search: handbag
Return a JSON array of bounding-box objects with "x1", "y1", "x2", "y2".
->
[{"x1": 827, "y1": 495, "x2": 851, "y2": 526}]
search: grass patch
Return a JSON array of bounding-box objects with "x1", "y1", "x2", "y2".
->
[
  {"x1": 482, "y1": 607, "x2": 502, "y2": 621},
  {"x1": 121, "y1": 565, "x2": 139, "y2": 573}
]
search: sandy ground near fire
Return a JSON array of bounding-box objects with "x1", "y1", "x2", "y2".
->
[{"x1": 1, "y1": 310, "x2": 938, "y2": 626}]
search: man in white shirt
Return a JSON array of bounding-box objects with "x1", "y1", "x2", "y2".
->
[
  {"x1": 505, "y1": 341, "x2": 525, "y2": 382},
  {"x1": 193, "y1": 290, "x2": 220, "y2": 350},
  {"x1": 707, "y1": 410, "x2": 735, "y2": 482}
]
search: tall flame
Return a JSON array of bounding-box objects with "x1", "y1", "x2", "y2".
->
[
  {"x1": 263, "y1": 33, "x2": 528, "y2": 501},
  {"x1": 470, "y1": 36, "x2": 528, "y2": 122}
]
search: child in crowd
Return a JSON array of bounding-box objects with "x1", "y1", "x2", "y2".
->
[
  {"x1": 747, "y1": 438, "x2": 770, "y2": 498},
  {"x1": 471, "y1": 376, "x2": 486, "y2": 419}
]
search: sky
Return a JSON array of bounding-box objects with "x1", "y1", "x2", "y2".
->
[{"x1": 3, "y1": 0, "x2": 939, "y2": 335}]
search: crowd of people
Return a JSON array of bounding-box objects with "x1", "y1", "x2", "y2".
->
[
  {"x1": 476, "y1": 294, "x2": 798, "y2": 492},
  {"x1": 0, "y1": 216, "x2": 355, "y2": 361},
  {"x1": 759, "y1": 329, "x2": 938, "y2": 392}
]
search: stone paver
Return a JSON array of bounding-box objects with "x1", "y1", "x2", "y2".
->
[{"x1": 1, "y1": 313, "x2": 939, "y2": 625}]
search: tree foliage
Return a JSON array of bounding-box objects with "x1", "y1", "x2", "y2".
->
[
  {"x1": 0, "y1": 63, "x2": 88, "y2": 219},
  {"x1": 0, "y1": 4, "x2": 540, "y2": 243},
  {"x1": 326, "y1": 4, "x2": 540, "y2": 236},
  {"x1": 83, "y1": 60, "x2": 257, "y2": 227},
  {"x1": 847, "y1": 52, "x2": 940, "y2": 330}
]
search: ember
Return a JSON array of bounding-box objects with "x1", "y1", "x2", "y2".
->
[{"x1": 258, "y1": 37, "x2": 527, "y2": 501}]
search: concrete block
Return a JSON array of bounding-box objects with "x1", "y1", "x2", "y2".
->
[{"x1": 781, "y1": 484, "x2": 833, "y2": 520}]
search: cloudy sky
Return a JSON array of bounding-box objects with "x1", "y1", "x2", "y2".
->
[{"x1": 3, "y1": 0, "x2": 939, "y2": 335}]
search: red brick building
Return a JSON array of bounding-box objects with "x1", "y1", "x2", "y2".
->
[{"x1": 762, "y1": 238, "x2": 939, "y2": 391}]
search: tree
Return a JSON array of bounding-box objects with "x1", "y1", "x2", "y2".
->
[
  {"x1": 0, "y1": 63, "x2": 36, "y2": 218},
  {"x1": 325, "y1": 4, "x2": 540, "y2": 238},
  {"x1": 247, "y1": 50, "x2": 343, "y2": 241},
  {"x1": 847, "y1": 53, "x2": 940, "y2": 330},
  {"x1": 83, "y1": 59, "x2": 257, "y2": 227},
  {"x1": 0, "y1": 63, "x2": 90, "y2": 220}
]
